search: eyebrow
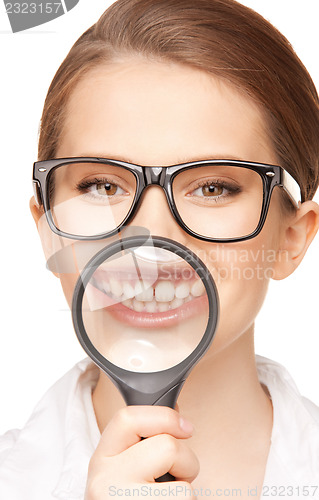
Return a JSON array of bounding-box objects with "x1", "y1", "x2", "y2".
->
[{"x1": 76, "y1": 152, "x2": 247, "y2": 165}]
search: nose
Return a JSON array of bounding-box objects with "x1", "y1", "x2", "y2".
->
[{"x1": 128, "y1": 185, "x2": 188, "y2": 243}]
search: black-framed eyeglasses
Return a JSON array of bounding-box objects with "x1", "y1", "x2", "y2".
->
[{"x1": 32, "y1": 157, "x2": 301, "y2": 243}]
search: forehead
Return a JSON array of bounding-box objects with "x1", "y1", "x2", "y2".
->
[{"x1": 58, "y1": 58, "x2": 276, "y2": 166}]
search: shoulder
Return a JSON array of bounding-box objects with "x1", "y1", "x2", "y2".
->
[
  {"x1": 256, "y1": 355, "x2": 319, "y2": 483},
  {"x1": 301, "y1": 395, "x2": 319, "y2": 423},
  {"x1": 256, "y1": 354, "x2": 319, "y2": 415},
  {"x1": 0, "y1": 358, "x2": 98, "y2": 499},
  {"x1": 0, "y1": 429, "x2": 20, "y2": 465},
  {"x1": 256, "y1": 354, "x2": 319, "y2": 425},
  {"x1": 0, "y1": 359, "x2": 89, "y2": 454}
]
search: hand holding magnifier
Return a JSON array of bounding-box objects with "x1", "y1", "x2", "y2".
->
[{"x1": 72, "y1": 235, "x2": 219, "y2": 481}]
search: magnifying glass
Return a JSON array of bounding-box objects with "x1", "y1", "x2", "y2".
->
[{"x1": 72, "y1": 235, "x2": 219, "y2": 480}]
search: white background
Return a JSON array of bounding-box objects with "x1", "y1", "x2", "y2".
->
[{"x1": 0, "y1": 1, "x2": 318, "y2": 435}]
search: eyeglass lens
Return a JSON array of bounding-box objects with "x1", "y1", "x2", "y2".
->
[{"x1": 48, "y1": 162, "x2": 263, "y2": 239}]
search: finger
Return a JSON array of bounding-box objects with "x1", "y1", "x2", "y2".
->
[
  {"x1": 119, "y1": 433, "x2": 200, "y2": 483},
  {"x1": 96, "y1": 406, "x2": 194, "y2": 457}
]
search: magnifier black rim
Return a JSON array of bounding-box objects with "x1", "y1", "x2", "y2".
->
[{"x1": 72, "y1": 235, "x2": 219, "y2": 388}]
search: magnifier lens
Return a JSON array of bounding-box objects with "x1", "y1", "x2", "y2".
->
[{"x1": 81, "y1": 245, "x2": 209, "y2": 373}]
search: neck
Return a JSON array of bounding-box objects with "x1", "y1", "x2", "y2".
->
[
  {"x1": 92, "y1": 325, "x2": 272, "y2": 439},
  {"x1": 178, "y1": 327, "x2": 271, "y2": 433}
]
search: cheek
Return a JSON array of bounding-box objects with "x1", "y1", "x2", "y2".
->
[
  {"x1": 191, "y1": 224, "x2": 282, "y2": 353},
  {"x1": 58, "y1": 272, "x2": 80, "y2": 308},
  {"x1": 212, "y1": 251, "x2": 270, "y2": 351},
  {"x1": 212, "y1": 258, "x2": 270, "y2": 351}
]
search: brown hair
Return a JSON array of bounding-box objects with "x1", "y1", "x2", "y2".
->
[{"x1": 38, "y1": 0, "x2": 319, "y2": 201}]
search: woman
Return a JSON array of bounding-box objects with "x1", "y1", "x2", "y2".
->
[{"x1": 1, "y1": 1, "x2": 319, "y2": 498}]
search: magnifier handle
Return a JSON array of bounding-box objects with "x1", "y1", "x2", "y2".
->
[
  {"x1": 156, "y1": 472, "x2": 175, "y2": 482},
  {"x1": 152, "y1": 382, "x2": 186, "y2": 481},
  {"x1": 153, "y1": 381, "x2": 185, "y2": 409}
]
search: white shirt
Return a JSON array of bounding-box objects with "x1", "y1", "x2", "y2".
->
[{"x1": 0, "y1": 356, "x2": 318, "y2": 500}]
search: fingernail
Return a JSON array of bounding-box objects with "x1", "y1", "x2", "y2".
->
[{"x1": 179, "y1": 416, "x2": 194, "y2": 434}]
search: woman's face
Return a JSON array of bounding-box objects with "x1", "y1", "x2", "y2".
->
[{"x1": 44, "y1": 58, "x2": 289, "y2": 363}]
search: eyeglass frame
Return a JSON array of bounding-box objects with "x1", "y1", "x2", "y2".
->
[{"x1": 32, "y1": 157, "x2": 301, "y2": 243}]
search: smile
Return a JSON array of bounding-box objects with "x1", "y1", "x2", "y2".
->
[{"x1": 86, "y1": 267, "x2": 208, "y2": 328}]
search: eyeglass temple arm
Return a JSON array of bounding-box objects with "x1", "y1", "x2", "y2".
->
[
  {"x1": 280, "y1": 169, "x2": 302, "y2": 208},
  {"x1": 33, "y1": 180, "x2": 43, "y2": 206}
]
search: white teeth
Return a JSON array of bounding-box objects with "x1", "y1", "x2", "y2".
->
[
  {"x1": 145, "y1": 300, "x2": 157, "y2": 313},
  {"x1": 135, "y1": 281, "x2": 154, "y2": 302},
  {"x1": 191, "y1": 280, "x2": 205, "y2": 297},
  {"x1": 102, "y1": 280, "x2": 111, "y2": 294},
  {"x1": 134, "y1": 281, "x2": 143, "y2": 296},
  {"x1": 109, "y1": 278, "x2": 123, "y2": 298},
  {"x1": 98, "y1": 275, "x2": 205, "y2": 311},
  {"x1": 155, "y1": 281, "x2": 175, "y2": 302},
  {"x1": 132, "y1": 299, "x2": 144, "y2": 312},
  {"x1": 158, "y1": 302, "x2": 169, "y2": 312},
  {"x1": 170, "y1": 297, "x2": 184, "y2": 309},
  {"x1": 122, "y1": 282, "x2": 135, "y2": 300},
  {"x1": 175, "y1": 282, "x2": 190, "y2": 299}
]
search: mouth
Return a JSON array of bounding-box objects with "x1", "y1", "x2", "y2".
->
[{"x1": 86, "y1": 266, "x2": 208, "y2": 328}]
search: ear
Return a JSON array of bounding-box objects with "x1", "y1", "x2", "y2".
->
[
  {"x1": 30, "y1": 195, "x2": 43, "y2": 229},
  {"x1": 29, "y1": 196, "x2": 59, "y2": 278},
  {"x1": 272, "y1": 201, "x2": 319, "y2": 280}
]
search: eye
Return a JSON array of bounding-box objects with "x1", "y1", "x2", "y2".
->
[
  {"x1": 193, "y1": 183, "x2": 225, "y2": 197},
  {"x1": 77, "y1": 178, "x2": 127, "y2": 197},
  {"x1": 94, "y1": 181, "x2": 125, "y2": 197}
]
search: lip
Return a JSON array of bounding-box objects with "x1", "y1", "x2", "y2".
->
[{"x1": 84, "y1": 281, "x2": 208, "y2": 329}]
